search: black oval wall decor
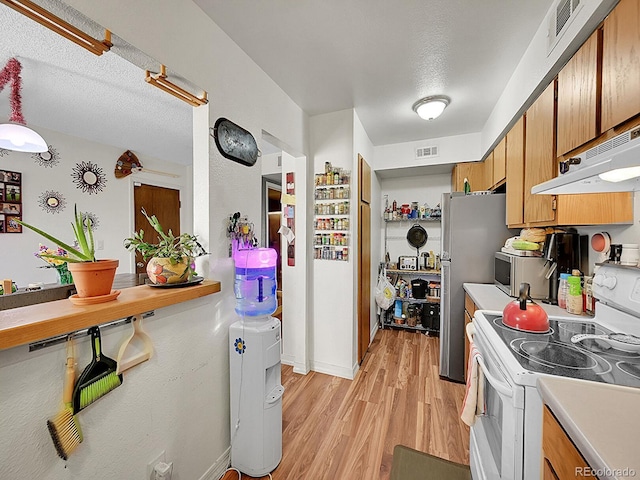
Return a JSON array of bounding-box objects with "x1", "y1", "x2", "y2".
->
[{"x1": 211, "y1": 117, "x2": 261, "y2": 167}]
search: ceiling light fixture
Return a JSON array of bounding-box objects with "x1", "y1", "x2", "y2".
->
[
  {"x1": 412, "y1": 95, "x2": 451, "y2": 120},
  {"x1": 0, "y1": 57, "x2": 47, "y2": 153},
  {"x1": 0, "y1": 0, "x2": 112, "y2": 56},
  {"x1": 145, "y1": 65, "x2": 208, "y2": 107}
]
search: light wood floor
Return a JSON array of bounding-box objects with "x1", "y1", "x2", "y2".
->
[{"x1": 222, "y1": 328, "x2": 470, "y2": 480}]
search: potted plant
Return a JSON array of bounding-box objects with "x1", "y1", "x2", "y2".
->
[
  {"x1": 124, "y1": 208, "x2": 207, "y2": 284},
  {"x1": 17, "y1": 206, "x2": 119, "y2": 299}
]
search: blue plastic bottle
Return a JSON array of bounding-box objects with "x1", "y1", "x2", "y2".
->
[{"x1": 234, "y1": 248, "x2": 278, "y2": 316}]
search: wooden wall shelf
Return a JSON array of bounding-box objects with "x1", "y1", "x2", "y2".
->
[{"x1": 0, "y1": 280, "x2": 221, "y2": 350}]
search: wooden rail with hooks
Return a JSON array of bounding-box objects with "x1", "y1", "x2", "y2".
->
[
  {"x1": 0, "y1": 0, "x2": 112, "y2": 56},
  {"x1": 145, "y1": 65, "x2": 208, "y2": 107}
]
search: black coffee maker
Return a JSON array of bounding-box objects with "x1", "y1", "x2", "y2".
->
[{"x1": 542, "y1": 231, "x2": 581, "y2": 305}]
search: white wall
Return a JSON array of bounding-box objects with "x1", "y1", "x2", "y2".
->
[
  {"x1": 1, "y1": 0, "x2": 310, "y2": 478},
  {"x1": 353, "y1": 111, "x2": 378, "y2": 347},
  {"x1": 380, "y1": 174, "x2": 451, "y2": 263},
  {"x1": 0, "y1": 126, "x2": 189, "y2": 287},
  {"x1": 374, "y1": 132, "x2": 482, "y2": 171},
  {"x1": 309, "y1": 109, "x2": 356, "y2": 378},
  {"x1": 0, "y1": 296, "x2": 231, "y2": 480}
]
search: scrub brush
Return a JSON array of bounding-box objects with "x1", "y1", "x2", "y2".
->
[
  {"x1": 73, "y1": 326, "x2": 123, "y2": 413},
  {"x1": 47, "y1": 337, "x2": 83, "y2": 460}
]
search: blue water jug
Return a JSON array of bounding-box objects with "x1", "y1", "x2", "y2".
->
[{"x1": 234, "y1": 248, "x2": 278, "y2": 316}]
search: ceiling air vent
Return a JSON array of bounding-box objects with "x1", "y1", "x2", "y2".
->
[
  {"x1": 547, "y1": 0, "x2": 582, "y2": 56},
  {"x1": 416, "y1": 145, "x2": 439, "y2": 159}
]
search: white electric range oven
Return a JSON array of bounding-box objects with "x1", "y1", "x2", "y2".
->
[{"x1": 469, "y1": 263, "x2": 640, "y2": 480}]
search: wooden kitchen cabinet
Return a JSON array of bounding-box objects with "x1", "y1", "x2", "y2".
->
[
  {"x1": 524, "y1": 81, "x2": 557, "y2": 225},
  {"x1": 484, "y1": 150, "x2": 494, "y2": 190},
  {"x1": 542, "y1": 406, "x2": 590, "y2": 479},
  {"x1": 557, "y1": 30, "x2": 600, "y2": 157},
  {"x1": 451, "y1": 161, "x2": 487, "y2": 192},
  {"x1": 517, "y1": 80, "x2": 633, "y2": 228},
  {"x1": 463, "y1": 293, "x2": 477, "y2": 379},
  {"x1": 601, "y1": 0, "x2": 640, "y2": 132},
  {"x1": 492, "y1": 137, "x2": 506, "y2": 188},
  {"x1": 506, "y1": 116, "x2": 525, "y2": 226}
]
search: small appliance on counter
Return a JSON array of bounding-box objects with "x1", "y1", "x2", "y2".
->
[
  {"x1": 494, "y1": 251, "x2": 549, "y2": 300},
  {"x1": 541, "y1": 231, "x2": 584, "y2": 305}
]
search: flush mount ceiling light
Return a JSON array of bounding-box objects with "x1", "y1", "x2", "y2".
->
[
  {"x1": 412, "y1": 95, "x2": 451, "y2": 120},
  {"x1": 0, "y1": 57, "x2": 47, "y2": 153}
]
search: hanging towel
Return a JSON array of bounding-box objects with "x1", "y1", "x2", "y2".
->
[{"x1": 460, "y1": 343, "x2": 486, "y2": 426}]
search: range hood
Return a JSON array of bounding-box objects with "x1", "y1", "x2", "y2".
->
[{"x1": 532, "y1": 126, "x2": 640, "y2": 194}]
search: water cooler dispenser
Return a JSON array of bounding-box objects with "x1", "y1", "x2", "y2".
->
[{"x1": 229, "y1": 248, "x2": 284, "y2": 476}]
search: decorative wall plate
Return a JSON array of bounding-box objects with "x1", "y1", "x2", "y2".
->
[
  {"x1": 0, "y1": 148, "x2": 9, "y2": 157},
  {"x1": 82, "y1": 211, "x2": 100, "y2": 231},
  {"x1": 38, "y1": 190, "x2": 66, "y2": 214},
  {"x1": 32, "y1": 145, "x2": 60, "y2": 168},
  {"x1": 72, "y1": 161, "x2": 107, "y2": 194},
  {"x1": 211, "y1": 117, "x2": 261, "y2": 167}
]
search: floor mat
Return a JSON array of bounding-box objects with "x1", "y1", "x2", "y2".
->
[{"x1": 390, "y1": 445, "x2": 471, "y2": 480}]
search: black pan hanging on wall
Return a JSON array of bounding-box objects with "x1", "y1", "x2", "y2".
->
[
  {"x1": 407, "y1": 223, "x2": 428, "y2": 256},
  {"x1": 211, "y1": 117, "x2": 262, "y2": 167}
]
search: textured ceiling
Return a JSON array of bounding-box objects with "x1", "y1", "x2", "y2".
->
[
  {"x1": 195, "y1": 0, "x2": 555, "y2": 146},
  {"x1": 0, "y1": 1, "x2": 195, "y2": 165}
]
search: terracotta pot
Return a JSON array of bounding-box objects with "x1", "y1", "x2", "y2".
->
[
  {"x1": 146, "y1": 256, "x2": 193, "y2": 284},
  {"x1": 67, "y1": 259, "x2": 119, "y2": 298}
]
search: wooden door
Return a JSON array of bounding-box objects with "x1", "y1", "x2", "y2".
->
[
  {"x1": 506, "y1": 116, "x2": 525, "y2": 226},
  {"x1": 602, "y1": 0, "x2": 640, "y2": 132},
  {"x1": 557, "y1": 29, "x2": 600, "y2": 156},
  {"x1": 133, "y1": 183, "x2": 180, "y2": 275},
  {"x1": 358, "y1": 154, "x2": 371, "y2": 364},
  {"x1": 524, "y1": 81, "x2": 556, "y2": 225}
]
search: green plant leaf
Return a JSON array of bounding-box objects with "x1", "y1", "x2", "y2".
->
[{"x1": 16, "y1": 219, "x2": 90, "y2": 261}]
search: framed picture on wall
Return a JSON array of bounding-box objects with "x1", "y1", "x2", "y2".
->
[
  {"x1": 0, "y1": 169, "x2": 22, "y2": 233},
  {"x1": 5, "y1": 215, "x2": 21, "y2": 233},
  {"x1": 0, "y1": 214, "x2": 4, "y2": 233}
]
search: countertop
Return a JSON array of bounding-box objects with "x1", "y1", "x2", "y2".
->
[
  {"x1": 463, "y1": 282, "x2": 585, "y2": 319},
  {"x1": 537, "y1": 376, "x2": 640, "y2": 480}
]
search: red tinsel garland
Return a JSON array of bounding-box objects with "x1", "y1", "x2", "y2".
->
[{"x1": 0, "y1": 57, "x2": 25, "y2": 125}]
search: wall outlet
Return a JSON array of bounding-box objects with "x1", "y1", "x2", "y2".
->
[
  {"x1": 97, "y1": 240, "x2": 104, "y2": 250},
  {"x1": 146, "y1": 451, "x2": 165, "y2": 480}
]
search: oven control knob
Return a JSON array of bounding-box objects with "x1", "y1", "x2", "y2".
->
[
  {"x1": 602, "y1": 276, "x2": 617, "y2": 289},
  {"x1": 593, "y1": 274, "x2": 605, "y2": 286}
]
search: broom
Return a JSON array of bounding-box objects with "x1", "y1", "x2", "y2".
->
[
  {"x1": 73, "y1": 326, "x2": 123, "y2": 413},
  {"x1": 47, "y1": 337, "x2": 83, "y2": 460}
]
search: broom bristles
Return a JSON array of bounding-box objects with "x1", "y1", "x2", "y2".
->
[
  {"x1": 79, "y1": 371, "x2": 122, "y2": 410},
  {"x1": 47, "y1": 407, "x2": 82, "y2": 460}
]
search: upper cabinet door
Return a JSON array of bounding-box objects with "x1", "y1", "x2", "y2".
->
[
  {"x1": 506, "y1": 116, "x2": 525, "y2": 227},
  {"x1": 484, "y1": 150, "x2": 494, "y2": 190},
  {"x1": 557, "y1": 30, "x2": 600, "y2": 156},
  {"x1": 493, "y1": 137, "x2": 506, "y2": 187},
  {"x1": 602, "y1": 0, "x2": 640, "y2": 132},
  {"x1": 524, "y1": 81, "x2": 557, "y2": 225}
]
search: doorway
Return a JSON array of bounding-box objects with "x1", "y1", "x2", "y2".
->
[
  {"x1": 263, "y1": 178, "x2": 283, "y2": 320},
  {"x1": 133, "y1": 183, "x2": 181, "y2": 276}
]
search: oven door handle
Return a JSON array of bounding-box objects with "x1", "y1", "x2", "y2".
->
[
  {"x1": 476, "y1": 355, "x2": 513, "y2": 398},
  {"x1": 467, "y1": 322, "x2": 514, "y2": 398}
]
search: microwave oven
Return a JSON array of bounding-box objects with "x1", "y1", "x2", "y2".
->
[{"x1": 494, "y1": 252, "x2": 549, "y2": 300}]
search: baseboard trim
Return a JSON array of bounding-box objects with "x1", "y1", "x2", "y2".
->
[
  {"x1": 310, "y1": 360, "x2": 357, "y2": 380},
  {"x1": 198, "y1": 446, "x2": 230, "y2": 480}
]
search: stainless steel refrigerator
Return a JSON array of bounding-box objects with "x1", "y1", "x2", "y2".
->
[{"x1": 439, "y1": 192, "x2": 514, "y2": 382}]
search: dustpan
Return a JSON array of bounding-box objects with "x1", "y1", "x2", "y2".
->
[
  {"x1": 73, "y1": 326, "x2": 122, "y2": 413},
  {"x1": 116, "y1": 314, "x2": 154, "y2": 374}
]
